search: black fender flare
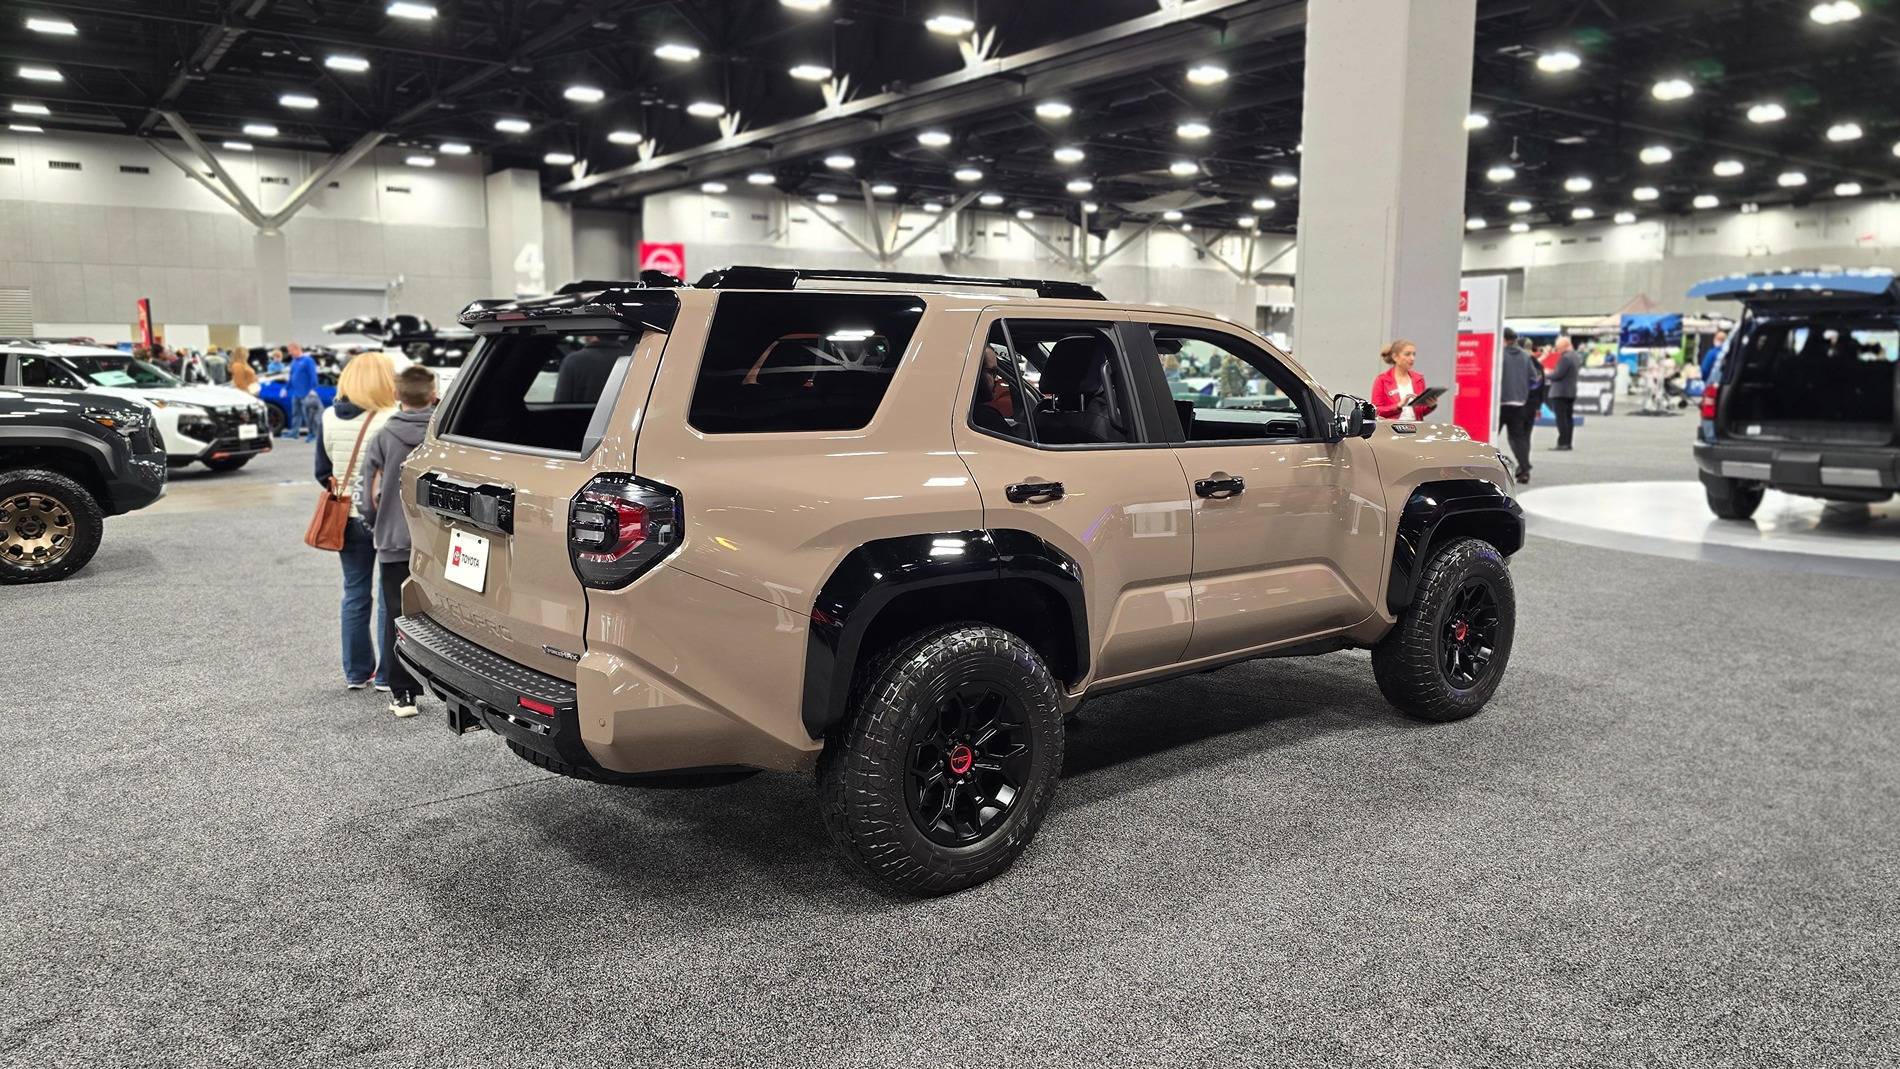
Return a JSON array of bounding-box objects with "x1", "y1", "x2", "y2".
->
[
  {"x1": 801, "y1": 529, "x2": 1087, "y2": 739},
  {"x1": 1386, "y1": 479, "x2": 1524, "y2": 615}
]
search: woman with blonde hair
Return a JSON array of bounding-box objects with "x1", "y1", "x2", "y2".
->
[
  {"x1": 313, "y1": 351, "x2": 399, "y2": 690},
  {"x1": 1371, "y1": 338, "x2": 1437, "y2": 421}
]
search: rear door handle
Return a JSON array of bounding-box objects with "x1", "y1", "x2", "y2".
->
[
  {"x1": 1006, "y1": 480, "x2": 1065, "y2": 503},
  {"x1": 1194, "y1": 474, "x2": 1245, "y2": 498}
]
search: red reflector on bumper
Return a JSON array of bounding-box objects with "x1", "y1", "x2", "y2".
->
[{"x1": 517, "y1": 696, "x2": 557, "y2": 717}]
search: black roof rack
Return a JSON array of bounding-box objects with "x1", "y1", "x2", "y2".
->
[{"x1": 694, "y1": 266, "x2": 1106, "y2": 301}]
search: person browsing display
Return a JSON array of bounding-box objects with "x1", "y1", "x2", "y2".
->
[{"x1": 1371, "y1": 339, "x2": 1439, "y2": 421}]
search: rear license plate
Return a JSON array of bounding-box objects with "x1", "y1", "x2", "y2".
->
[
  {"x1": 445, "y1": 528, "x2": 489, "y2": 592},
  {"x1": 237, "y1": 424, "x2": 259, "y2": 440}
]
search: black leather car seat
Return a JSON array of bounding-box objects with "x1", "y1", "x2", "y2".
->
[{"x1": 1035, "y1": 335, "x2": 1121, "y2": 443}]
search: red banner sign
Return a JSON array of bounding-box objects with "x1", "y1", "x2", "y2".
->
[
  {"x1": 638, "y1": 242, "x2": 686, "y2": 282},
  {"x1": 135, "y1": 297, "x2": 155, "y2": 349}
]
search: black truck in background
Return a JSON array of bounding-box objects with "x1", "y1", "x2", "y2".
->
[{"x1": 0, "y1": 386, "x2": 167, "y2": 583}]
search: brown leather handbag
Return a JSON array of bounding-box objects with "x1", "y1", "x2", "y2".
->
[{"x1": 304, "y1": 412, "x2": 376, "y2": 551}]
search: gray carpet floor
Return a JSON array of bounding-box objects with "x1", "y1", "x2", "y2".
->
[{"x1": 3, "y1": 414, "x2": 1896, "y2": 1068}]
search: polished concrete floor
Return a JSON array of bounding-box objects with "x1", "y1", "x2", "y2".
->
[{"x1": 5, "y1": 415, "x2": 1897, "y2": 1067}]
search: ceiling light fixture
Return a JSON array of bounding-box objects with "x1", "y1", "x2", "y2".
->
[
  {"x1": 1466, "y1": 217, "x2": 1488, "y2": 230},
  {"x1": 242, "y1": 122, "x2": 278, "y2": 137},
  {"x1": 1535, "y1": 50, "x2": 1581, "y2": 74},
  {"x1": 494, "y1": 117, "x2": 530, "y2": 133},
  {"x1": 1486, "y1": 164, "x2": 1515, "y2": 183},
  {"x1": 825, "y1": 154, "x2": 855, "y2": 170},
  {"x1": 222, "y1": 140, "x2": 252, "y2": 152},
  {"x1": 607, "y1": 130, "x2": 643, "y2": 146},
  {"x1": 1651, "y1": 78, "x2": 1693, "y2": 101},
  {"x1": 789, "y1": 63, "x2": 832, "y2": 82},
  {"x1": 1693, "y1": 194, "x2": 1719, "y2": 209},
  {"x1": 11, "y1": 102, "x2": 50, "y2": 116},
  {"x1": 1639, "y1": 145, "x2": 1674, "y2": 165},
  {"x1": 1170, "y1": 160, "x2": 1200, "y2": 177},
  {"x1": 1564, "y1": 175, "x2": 1593, "y2": 193},
  {"x1": 439, "y1": 142, "x2": 471, "y2": 155},
  {"x1": 1633, "y1": 186, "x2": 1660, "y2": 202},
  {"x1": 1053, "y1": 146, "x2": 1085, "y2": 164},
  {"x1": 18, "y1": 66, "x2": 61, "y2": 83},
  {"x1": 923, "y1": 201, "x2": 945, "y2": 213},
  {"x1": 1185, "y1": 63, "x2": 1229, "y2": 86},
  {"x1": 1826, "y1": 121, "x2": 1862, "y2": 142},
  {"x1": 279, "y1": 93, "x2": 318, "y2": 109},
  {"x1": 25, "y1": 17, "x2": 78, "y2": 35},
  {"x1": 1746, "y1": 102, "x2": 1787, "y2": 124},
  {"x1": 1464, "y1": 113, "x2": 1490, "y2": 131},
  {"x1": 405, "y1": 155, "x2": 435, "y2": 168},
  {"x1": 1810, "y1": 1, "x2": 1863, "y2": 24},
  {"x1": 1834, "y1": 181, "x2": 1863, "y2": 197},
  {"x1": 544, "y1": 152, "x2": 575, "y2": 166},
  {"x1": 926, "y1": 14, "x2": 976, "y2": 35},
  {"x1": 1571, "y1": 207, "x2": 1596, "y2": 220},
  {"x1": 781, "y1": 0, "x2": 831, "y2": 10},
  {"x1": 386, "y1": 2, "x2": 437, "y2": 20},
  {"x1": 917, "y1": 130, "x2": 952, "y2": 147},
  {"x1": 701, "y1": 181, "x2": 728, "y2": 194},
  {"x1": 1777, "y1": 171, "x2": 1807, "y2": 187},
  {"x1": 324, "y1": 55, "x2": 369, "y2": 73},
  {"x1": 1614, "y1": 211, "x2": 1637, "y2": 225},
  {"x1": 1066, "y1": 178, "x2": 1093, "y2": 193},
  {"x1": 654, "y1": 43, "x2": 701, "y2": 63},
  {"x1": 563, "y1": 85, "x2": 605, "y2": 104},
  {"x1": 1270, "y1": 172, "x2": 1297, "y2": 188},
  {"x1": 1508, "y1": 199, "x2": 1533, "y2": 214},
  {"x1": 1510, "y1": 221, "x2": 1530, "y2": 233},
  {"x1": 1016, "y1": 208, "x2": 1035, "y2": 220},
  {"x1": 817, "y1": 192, "x2": 839, "y2": 204},
  {"x1": 1251, "y1": 197, "x2": 1276, "y2": 211},
  {"x1": 1176, "y1": 120, "x2": 1211, "y2": 140},
  {"x1": 953, "y1": 166, "x2": 983, "y2": 182},
  {"x1": 1712, "y1": 159, "x2": 1745, "y2": 177},
  {"x1": 746, "y1": 172, "x2": 776, "y2": 185},
  {"x1": 979, "y1": 193, "x2": 1004, "y2": 206},
  {"x1": 1237, "y1": 215, "x2": 1256, "y2": 228},
  {"x1": 686, "y1": 101, "x2": 726, "y2": 118},
  {"x1": 1163, "y1": 210, "x2": 1184, "y2": 222},
  {"x1": 1081, "y1": 202, "x2": 1098, "y2": 214},
  {"x1": 871, "y1": 182, "x2": 898, "y2": 196},
  {"x1": 8, "y1": 123, "x2": 42, "y2": 132},
  {"x1": 1035, "y1": 101, "x2": 1073, "y2": 120}
]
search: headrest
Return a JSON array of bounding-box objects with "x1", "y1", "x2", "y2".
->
[{"x1": 1040, "y1": 335, "x2": 1109, "y2": 396}]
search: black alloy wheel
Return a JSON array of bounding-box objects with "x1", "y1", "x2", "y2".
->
[
  {"x1": 906, "y1": 683, "x2": 1034, "y2": 847},
  {"x1": 1439, "y1": 578, "x2": 1502, "y2": 691}
]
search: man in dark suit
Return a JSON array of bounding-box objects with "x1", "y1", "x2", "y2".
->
[{"x1": 1545, "y1": 335, "x2": 1581, "y2": 450}]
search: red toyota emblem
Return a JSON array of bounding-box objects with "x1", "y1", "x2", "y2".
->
[
  {"x1": 947, "y1": 744, "x2": 974, "y2": 776},
  {"x1": 452, "y1": 547, "x2": 462, "y2": 565}
]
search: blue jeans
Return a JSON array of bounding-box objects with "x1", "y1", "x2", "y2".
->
[
  {"x1": 340, "y1": 518, "x2": 379, "y2": 684},
  {"x1": 285, "y1": 392, "x2": 307, "y2": 438},
  {"x1": 299, "y1": 393, "x2": 323, "y2": 439}
]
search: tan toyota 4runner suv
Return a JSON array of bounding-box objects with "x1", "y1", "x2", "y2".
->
[{"x1": 394, "y1": 267, "x2": 1524, "y2": 896}]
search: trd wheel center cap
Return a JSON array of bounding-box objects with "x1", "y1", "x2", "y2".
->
[
  {"x1": 1452, "y1": 620, "x2": 1470, "y2": 643},
  {"x1": 947, "y1": 743, "x2": 975, "y2": 776},
  {"x1": 18, "y1": 519, "x2": 43, "y2": 538}
]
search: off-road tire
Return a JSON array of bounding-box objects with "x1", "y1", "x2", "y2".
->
[
  {"x1": 203, "y1": 456, "x2": 252, "y2": 473},
  {"x1": 504, "y1": 739, "x2": 755, "y2": 789},
  {"x1": 818, "y1": 623, "x2": 1066, "y2": 897},
  {"x1": 1372, "y1": 537, "x2": 1515, "y2": 723},
  {"x1": 0, "y1": 469, "x2": 105, "y2": 585},
  {"x1": 1703, "y1": 476, "x2": 1764, "y2": 520}
]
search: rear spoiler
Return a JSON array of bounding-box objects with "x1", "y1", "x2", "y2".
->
[
  {"x1": 459, "y1": 286, "x2": 681, "y2": 334},
  {"x1": 1688, "y1": 270, "x2": 1899, "y2": 306}
]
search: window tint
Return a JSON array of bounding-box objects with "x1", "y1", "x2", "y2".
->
[
  {"x1": 1148, "y1": 326, "x2": 1314, "y2": 442},
  {"x1": 689, "y1": 292, "x2": 922, "y2": 433},
  {"x1": 18, "y1": 356, "x2": 83, "y2": 389},
  {"x1": 442, "y1": 331, "x2": 636, "y2": 453},
  {"x1": 969, "y1": 319, "x2": 1132, "y2": 446}
]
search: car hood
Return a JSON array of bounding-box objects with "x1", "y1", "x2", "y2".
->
[{"x1": 89, "y1": 384, "x2": 261, "y2": 409}]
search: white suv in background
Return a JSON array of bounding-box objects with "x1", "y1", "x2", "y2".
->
[{"x1": 0, "y1": 340, "x2": 273, "y2": 473}]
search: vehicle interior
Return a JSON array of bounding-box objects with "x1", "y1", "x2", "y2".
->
[
  {"x1": 1723, "y1": 316, "x2": 1898, "y2": 444},
  {"x1": 1152, "y1": 328, "x2": 1314, "y2": 442},
  {"x1": 973, "y1": 320, "x2": 1134, "y2": 446},
  {"x1": 443, "y1": 331, "x2": 634, "y2": 452},
  {"x1": 688, "y1": 293, "x2": 921, "y2": 434}
]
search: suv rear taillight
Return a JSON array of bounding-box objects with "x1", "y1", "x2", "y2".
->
[
  {"x1": 567, "y1": 475, "x2": 682, "y2": 589},
  {"x1": 1700, "y1": 383, "x2": 1719, "y2": 421}
]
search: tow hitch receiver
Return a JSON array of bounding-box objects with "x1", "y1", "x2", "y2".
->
[{"x1": 445, "y1": 697, "x2": 487, "y2": 736}]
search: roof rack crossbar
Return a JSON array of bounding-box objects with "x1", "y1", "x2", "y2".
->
[{"x1": 694, "y1": 266, "x2": 1106, "y2": 301}]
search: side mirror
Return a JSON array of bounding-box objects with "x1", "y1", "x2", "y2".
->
[{"x1": 1332, "y1": 394, "x2": 1376, "y2": 440}]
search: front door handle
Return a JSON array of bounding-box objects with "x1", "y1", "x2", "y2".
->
[
  {"x1": 1195, "y1": 474, "x2": 1245, "y2": 498},
  {"x1": 1006, "y1": 480, "x2": 1065, "y2": 503}
]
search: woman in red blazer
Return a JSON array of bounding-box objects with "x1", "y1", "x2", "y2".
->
[{"x1": 1371, "y1": 338, "x2": 1436, "y2": 420}]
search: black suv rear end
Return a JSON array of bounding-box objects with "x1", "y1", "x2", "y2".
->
[{"x1": 1691, "y1": 269, "x2": 1899, "y2": 518}]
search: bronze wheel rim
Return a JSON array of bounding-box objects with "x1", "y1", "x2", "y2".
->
[{"x1": 0, "y1": 491, "x2": 77, "y2": 571}]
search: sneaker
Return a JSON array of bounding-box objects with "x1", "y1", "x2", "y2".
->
[
  {"x1": 373, "y1": 682, "x2": 391, "y2": 693},
  {"x1": 389, "y1": 699, "x2": 419, "y2": 719},
  {"x1": 346, "y1": 678, "x2": 372, "y2": 690}
]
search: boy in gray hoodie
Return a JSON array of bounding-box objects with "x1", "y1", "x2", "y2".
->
[{"x1": 360, "y1": 365, "x2": 437, "y2": 718}]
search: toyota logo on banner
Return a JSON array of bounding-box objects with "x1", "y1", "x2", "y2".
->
[{"x1": 639, "y1": 242, "x2": 686, "y2": 283}]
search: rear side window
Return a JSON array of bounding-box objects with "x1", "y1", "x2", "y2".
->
[
  {"x1": 441, "y1": 331, "x2": 637, "y2": 453},
  {"x1": 688, "y1": 292, "x2": 923, "y2": 433}
]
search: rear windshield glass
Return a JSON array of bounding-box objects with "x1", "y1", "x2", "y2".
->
[
  {"x1": 441, "y1": 331, "x2": 637, "y2": 453},
  {"x1": 688, "y1": 292, "x2": 923, "y2": 433}
]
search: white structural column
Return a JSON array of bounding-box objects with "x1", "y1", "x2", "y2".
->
[
  {"x1": 253, "y1": 231, "x2": 294, "y2": 345},
  {"x1": 485, "y1": 169, "x2": 549, "y2": 298},
  {"x1": 1292, "y1": 0, "x2": 1477, "y2": 404}
]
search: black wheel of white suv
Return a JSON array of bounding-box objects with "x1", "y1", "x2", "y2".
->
[
  {"x1": 1702, "y1": 475, "x2": 1764, "y2": 521},
  {"x1": 0, "y1": 469, "x2": 105, "y2": 584},
  {"x1": 818, "y1": 623, "x2": 1066, "y2": 897},
  {"x1": 1372, "y1": 537, "x2": 1515, "y2": 723}
]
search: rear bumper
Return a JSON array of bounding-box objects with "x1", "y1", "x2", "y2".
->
[
  {"x1": 393, "y1": 612, "x2": 594, "y2": 771},
  {"x1": 1695, "y1": 441, "x2": 1898, "y2": 499}
]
